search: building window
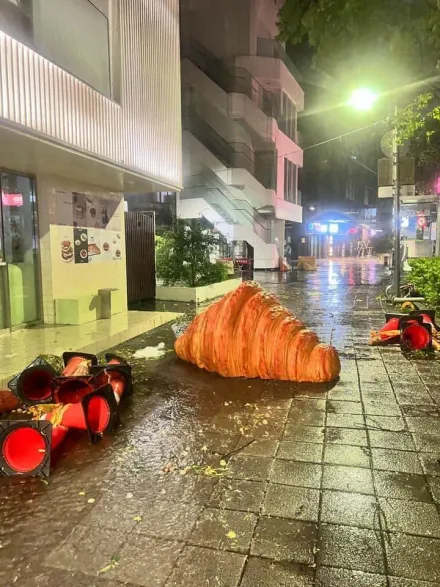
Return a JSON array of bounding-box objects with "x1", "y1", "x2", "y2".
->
[
  {"x1": 0, "y1": 0, "x2": 114, "y2": 98},
  {"x1": 0, "y1": 0, "x2": 33, "y2": 46},
  {"x1": 280, "y1": 91, "x2": 297, "y2": 141},
  {"x1": 284, "y1": 159, "x2": 297, "y2": 203}
]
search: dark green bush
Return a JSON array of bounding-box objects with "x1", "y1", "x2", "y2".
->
[
  {"x1": 407, "y1": 257, "x2": 440, "y2": 307},
  {"x1": 156, "y1": 219, "x2": 229, "y2": 287}
]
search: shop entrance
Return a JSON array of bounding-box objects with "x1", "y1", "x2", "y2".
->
[{"x1": 0, "y1": 172, "x2": 39, "y2": 328}]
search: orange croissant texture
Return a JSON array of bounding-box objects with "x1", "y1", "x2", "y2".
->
[{"x1": 175, "y1": 281, "x2": 341, "y2": 383}]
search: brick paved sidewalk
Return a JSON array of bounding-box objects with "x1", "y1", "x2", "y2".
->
[{"x1": 1, "y1": 259, "x2": 440, "y2": 587}]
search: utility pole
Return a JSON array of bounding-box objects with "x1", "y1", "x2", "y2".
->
[{"x1": 392, "y1": 106, "x2": 401, "y2": 295}]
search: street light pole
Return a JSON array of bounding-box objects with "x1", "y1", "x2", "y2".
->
[{"x1": 392, "y1": 105, "x2": 401, "y2": 295}]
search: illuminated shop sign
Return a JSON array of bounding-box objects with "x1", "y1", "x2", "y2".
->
[{"x1": 308, "y1": 222, "x2": 339, "y2": 234}]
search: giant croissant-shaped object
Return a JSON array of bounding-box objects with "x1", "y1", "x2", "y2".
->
[{"x1": 175, "y1": 282, "x2": 340, "y2": 383}]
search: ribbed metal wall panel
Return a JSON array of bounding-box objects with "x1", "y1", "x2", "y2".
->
[
  {"x1": 119, "y1": 0, "x2": 182, "y2": 188},
  {"x1": 0, "y1": 0, "x2": 182, "y2": 190}
]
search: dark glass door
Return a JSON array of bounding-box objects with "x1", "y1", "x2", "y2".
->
[{"x1": 1, "y1": 172, "x2": 39, "y2": 327}]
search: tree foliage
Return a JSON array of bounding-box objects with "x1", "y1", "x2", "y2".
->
[
  {"x1": 407, "y1": 258, "x2": 440, "y2": 307},
  {"x1": 156, "y1": 219, "x2": 228, "y2": 288},
  {"x1": 278, "y1": 0, "x2": 440, "y2": 165}
]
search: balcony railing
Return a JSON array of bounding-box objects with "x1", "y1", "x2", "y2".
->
[
  {"x1": 181, "y1": 36, "x2": 276, "y2": 119},
  {"x1": 256, "y1": 38, "x2": 303, "y2": 82},
  {"x1": 183, "y1": 91, "x2": 277, "y2": 191}
]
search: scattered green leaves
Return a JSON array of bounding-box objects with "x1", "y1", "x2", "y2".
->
[{"x1": 98, "y1": 554, "x2": 120, "y2": 575}]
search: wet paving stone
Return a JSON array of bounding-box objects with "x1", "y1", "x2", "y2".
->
[
  {"x1": 270, "y1": 459, "x2": 322, "y2": 488},
  {"x1": 166, "y1": 545, "x2": 246, "y2": 587},
  {"x1": 363, "y1": 401, "x2": 402, "y2": 417},
  {"x1": 327, "y1": 400, "x2": 363, "y2": 414},
  {"x1": 385, "y1": 533, "x2": 440, "y2": 582},
  {"x1": 369, "y1": 431, "x2": 415, "y2": 451},
  {"x1": 291, "y1": 397, "x2": 326, "y2": 412},
  {"x1": 83, "y1": 494, "x2": 202, "y2": 541},
  {"x1": 240, "y1": 557, "x2": 315, "y2": 587},
  {"x1": 285, "y1": 409, "x2": 326, "y2": 428},
  {"x1": 325, "y1": 427, "x2": 368, "y2": 447},
  {"x1": 388, "y1": 578, "x2": 440, "y2": 586},
  {"x1": 324, "y1": 443, "x2": 371, "y2": 468},
  {"x1": 277, "y1": 440, "x2": 323, "y2": 463},
  {"x1": 321, "y1": 490, "x2": 378, "y2": 528},
  {"x1": 374, "y1": 471, "x2": 432, "y2": 503},
  {"x1": 315, "y1": 566, "x2": 387, "y2": 587},
  {"x1": 405, "y1": 416, "x2": 440, "y2": 435},
  {"x1": 371, "y1": 449, "x2": 423, "y2": 475},
  {"x1": 208, "y1": 479, "x2": 265, "y2": 513},
  {"x1": 322, "y1": 464, "x2": 374, "y2": 494},
  {"x1": 427, "y1": 477, "x2": 440, "y2": 502},
  {"x1": 251, "y1": 516, "x2": 317, "y2": 563},
  {"x1": 326, "y1": 413, "x2": 365, "y2": 429},
  {"x1": 44, "y1": 525, "x2": 126, "y2": 577},
  {"x1": 263, "y1": 483, "x2": 320, "y2": 521},
  {"x1": 111, "y1": 534, "x2": 184, "y2": 586},
  {"x1": 365, "y1": 415, "x2": 407, "y2": 432},
  {"x1": 419, "y1": 453, "x2": 440, "y2": 477},
  {"x1": 411, "y1": 432, "x2": 440, "y2": 453},
  {"x1": 14, "y1": 569, "x2": 141, "y2": 587},
  {"x1": 378, "y1": 498, "x2": 440, "y2": 537},
  {"x1": 236, "y1": 438, "x2": 279, "y2": 457},
  {"x1": 283, "y1": 424, "x2": 325, "y2": 443},
  {"x1": 318, "y1": 524, "x2": 386, "y2": 574},
  {"x1": 189, "y1": 508, "x2": 257, "y2": 553},
  {"x1": 225, "y1": 455, "x2": 273, "y2": 482}
]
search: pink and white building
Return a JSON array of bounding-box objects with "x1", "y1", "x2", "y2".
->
[{"x1": 179, "y1": 0, "x2": 303, "y2": 268}]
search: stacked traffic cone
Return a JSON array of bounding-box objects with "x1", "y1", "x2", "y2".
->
[{"x1": 1, "y1": 351, "x2": 133, "y2": 476}]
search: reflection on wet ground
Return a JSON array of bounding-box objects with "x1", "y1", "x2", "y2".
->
[{"x1": 1, "y1": 259, "x2": 440, "y2": 586}]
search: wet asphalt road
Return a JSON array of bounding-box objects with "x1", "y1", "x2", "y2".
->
[{"x1": 1, "y1": 259, "x2": 440, "y2": 587}]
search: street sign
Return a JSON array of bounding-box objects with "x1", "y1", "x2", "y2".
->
[{"x1": 381, "y1": 131, "x2": 409, "y2": 159}]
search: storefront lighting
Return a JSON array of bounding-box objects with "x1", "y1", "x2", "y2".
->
[
  {"x1": 320, "y1": 225, "x2": 328, "y2": 233},
  {"x1": 401, "y1": 217, "x2": 409, "y2": 228},
  {"x1": 329, "y1": 224, "x2": 339, "y2": 234}
]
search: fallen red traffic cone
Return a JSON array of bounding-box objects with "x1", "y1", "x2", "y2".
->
[{"x1": 0, "y1": 421, "x2": 67, "y2": 477}]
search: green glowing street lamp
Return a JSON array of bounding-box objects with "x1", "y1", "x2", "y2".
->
[{"x1": 348, "y1": 88, "x2": 379, "y2": 111}]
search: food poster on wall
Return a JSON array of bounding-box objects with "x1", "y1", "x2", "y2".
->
[
  {"x1": 74, "y1": 228, "x2": 89, "y2": 264},
  {"x1": 110, "y1": 230, "x2": 122, "y2": 261},
  {"x1": 87, "y1": 229, "x2": 101, "y2": 263},
  {"x1": 54, "y1": 192, "x2": 122, "y2": 264},
  {"x1": 58, "y1": 227, "x2": 74, "y2": 264}
]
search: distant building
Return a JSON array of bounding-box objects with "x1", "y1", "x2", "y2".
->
[
  {"x1": 179, "y1": 0, "x2": 304, "y2": 269},
  {"x1": 290, "y1": 78, "x2": 378, "y2": 258}
]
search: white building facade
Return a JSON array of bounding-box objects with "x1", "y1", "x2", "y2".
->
[
  {"x1": 0, "y1": 0, "x2": 182, "y2": 329},
  {"x1": 179, "y1": 0, "x2": 303, "y2": 269}
]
